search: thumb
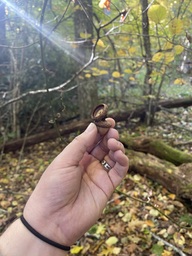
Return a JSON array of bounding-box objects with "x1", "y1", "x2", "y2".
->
[{"x1": 55, "y1": 123, "x2": 98, "y2": 167}]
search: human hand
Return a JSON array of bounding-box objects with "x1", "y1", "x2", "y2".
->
[{"x1": 23, "y1": 119, "x2": 129, "y2": 246}]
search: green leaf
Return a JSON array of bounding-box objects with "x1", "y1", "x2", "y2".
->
[
  {"x1": 180, "y1": 214, "x2": 192, "y2": 225},
  {"x1": 148, "y1": 5, "x2": 167, "y2": 24},
  {"x1": 151, "y1": 244, "x2": 164, "y2": 256}
]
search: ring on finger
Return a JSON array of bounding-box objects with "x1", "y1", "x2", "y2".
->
[{"x1": 101, "y1": 159, "x2": 112, "y2": 172}]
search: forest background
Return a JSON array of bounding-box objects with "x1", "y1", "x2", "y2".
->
[{"x1": 1, "y1": 0, "x2": 192, "y2": 255}]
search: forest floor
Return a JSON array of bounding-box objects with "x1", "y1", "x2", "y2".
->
[{"x1": 1, "y1": 106, "x2": 192, "y2": 256}]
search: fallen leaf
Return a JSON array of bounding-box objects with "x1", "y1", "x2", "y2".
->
[
  {"x1": 70, "y1": 245, "x2": 83, "y2": 254},
  {"x1": 105, "y1": 236, "x2": 118, "y2": 246},
  {"x1": 173, "y1": 232, "x2": 185, "y2": 247}
]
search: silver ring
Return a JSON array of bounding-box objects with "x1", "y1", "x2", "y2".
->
[{"x1": 101, "y1": 160, "x2": 112, "y2": 172}]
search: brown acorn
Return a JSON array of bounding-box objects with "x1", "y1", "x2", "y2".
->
[{"x1": 91, "y1": 104, "x2": 112, "y2": 135}]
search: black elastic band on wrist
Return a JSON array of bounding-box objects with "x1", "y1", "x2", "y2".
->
[{"x1": 20, "y1": 215, "x2": 70, "y2": 251}]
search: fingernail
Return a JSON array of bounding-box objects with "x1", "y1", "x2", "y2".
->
[{"x1": 85, "y1": 123, "x2": 95, "y2": 133}]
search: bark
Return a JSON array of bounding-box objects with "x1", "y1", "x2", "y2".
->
[
  {"x1": 121, "y1": 136, "x2": 192, "y2": 166},
  {"x1": 127, "y1": 150, "x2": 192, "y2": 211}
]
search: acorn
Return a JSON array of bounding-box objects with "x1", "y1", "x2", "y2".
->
[{"x1": 91, "y1": 103, "x2": 112, "y2": 135}]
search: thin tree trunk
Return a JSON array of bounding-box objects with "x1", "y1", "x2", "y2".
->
[
  {"x1": 73, "y1": 0, "x2": 98, "y2": 119},
  {"x1": 140, "y1": 0, "x2": 153, "y2": 125}
]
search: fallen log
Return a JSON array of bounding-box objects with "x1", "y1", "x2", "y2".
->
[
  {"x1": 121, "y1": 136, "x2": 192, "y2": 165},
  {"x1": 0, "y1": 120, "x2": 90, "y2": 153},
  {"x1": 1, "y1": 96, "x2": 192, "y2": 153},
  {"x1": 127, "y1": 149, "x2": 192, "y2": 211}
]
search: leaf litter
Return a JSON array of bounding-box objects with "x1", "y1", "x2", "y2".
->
[{"x1": 1, "y1": 108, "x2": 192, "y2": 255}]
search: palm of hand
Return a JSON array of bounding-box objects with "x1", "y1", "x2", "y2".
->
[{"x1": 24, "y1": 122, "x2": 128, "y2": 246}]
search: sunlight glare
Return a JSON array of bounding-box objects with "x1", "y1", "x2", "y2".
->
[{"x1": 1, "y1": 0, "x2": 85, "y2": 64}]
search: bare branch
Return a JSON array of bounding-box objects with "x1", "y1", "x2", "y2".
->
[{"x1": 0, "y1": 55, "x2": 98, "y2": 109}]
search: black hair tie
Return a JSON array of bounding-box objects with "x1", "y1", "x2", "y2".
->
[{"x1": 20, "y1": 215, "x2": 70, "y2": 251}]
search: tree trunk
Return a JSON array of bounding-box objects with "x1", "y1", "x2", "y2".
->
[
  {"x1": 128, "y1": 150, "x2": 192, "y2": 211},
  {"x1": 140, "y1": 0, "x2": 153, "y2": 125},
  {"x1": 73, "y1": 0, "x2": 98, "y2": 119},
  {"x1": 121, "y1": 136, "x2": 192, "y2": 166},
  {"x1": 0, "y1": 2, "x2": 10, "y2": 126}
]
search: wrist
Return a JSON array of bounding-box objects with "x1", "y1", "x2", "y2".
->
[{"x1": 0, "y1": 219, "x2": 68, "y2": 256}]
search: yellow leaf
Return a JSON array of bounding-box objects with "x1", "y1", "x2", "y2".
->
[
  {"x1": 174, "y1": 45, "x2": 184, "y2": 55},
  {"x1": 149, "y1": 209, "x2": 159, "y2": 217},
  {"x1": 85, "y1": 73, "x2": 91, "y2": 78},
  {"x1": 124, "y1": 69, "x2": 132, "y2": 74},
  {"x1": 25, "y1": 168, "x2": 35, "y2": 173},
  {"x1": 152, "y1": 52, "x2": 164, "y2": 62},
  {"x1": 128, "y1": 219, "x2": 145, "y2": 231},
  {"x1": 122, "y1": 212, "x2": 132, "y2": 222},
  {"x1": 99, "y1": 70, "x2": 109, "y2": 75},
  {"x1": 118, "y1": 36, "x2": 129, "y2": 42},
  {"x1": 167, "y1": 168, "x2": 173, "y2": 174},
  {"x1": 117, "y1": 49, "x2": 126, "y2": 57},
  {"x1": 106, "y1": 236, "x2": 118, "y2": 246},
  {"x1": 91, "y1": 67, "x2": 99, "y2": 71},
  {"x1": 98, "y1": 247, "x2": 113, "y2": 256},
  {"x1": 96, "y1": 224, "x2": 106, "y2": 235},
  {"x1": 70, "y1": 245, "x2": 83, "y2": 254},
  {"x1": 12, "y1": 201, "x2": 18, "y2": 206},
  {"x1": 112, "y1": 71, "x2": 121, "y2": 78},
  {"x1": 112, "y1": 247, "x2": 121, "y2": 254},
  {"x1": 7, "y1": 207, "x2": 13, "y2": 213},
  {"x1": 128, "y1": 47, "x2": 136, "y2": 54},
  {"x1": 92, "y1": 39, "x2": 105, "y2": 48},
  {"x1": 1, "y1": 200, "x2": 11, "y2": 208},
  {"x1": 0, "y1": 178, "x2": 9, "y2": 184},
  {"x1": 174, "y1": 78, "x2": 185, "y2": 85},
  {"x1": 162, "y1": 250, "x2": 173, "y2": 256},
  {"x1": 148, "y1": 4, "x2": 167, "y2": 24},
  {"x1": 98, "y1": 60, "x2": 109, "y2": 67},
  {"x1": 79, "y1": 32, "x2": 92, "y2": 39},
  {"x1": 92, "y1": 72, "x2": 100, "y2": 76},
  {"x1": 163, "y1": 42, "x2": 173, "y2": 51},
  {"x1": 164, "y1": 52, "x2": 174, "y2": 63},
  {"x1": 133, "y1": 174, "x2": 141, "y2": 181},
  {"x1": 169, "y1": 18, "x2": 183, "y2": 35},
  {"x1": 127, "y1": 234, "x2": 141, "y2": 244},
  {"x1": 130, "y1": 76, "x2": 135, "y2": 81},
  {"x1": 97, "y1": 39, "x2": 105, "y2": 48},
  {"x1": 173, "y1": 232, "x2": 185, "y2": 246},
  {"x1": 168, "y1": 194, "x2": 176, "y2": 200}
]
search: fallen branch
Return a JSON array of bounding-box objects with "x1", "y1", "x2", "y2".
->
[
  {"x1": 121, "y1": 136, "x2": 192, "y2": 165},
  {"x1": 127, "y1": 149, "x2": 192, "y2": 210},
  {"x1": 150, "y1": 232, "x2": 187, "y2": 256}
]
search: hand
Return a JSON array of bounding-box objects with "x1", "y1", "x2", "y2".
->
[{"x1": 23, "y1": 119, "x2": 129, "y2": 246}]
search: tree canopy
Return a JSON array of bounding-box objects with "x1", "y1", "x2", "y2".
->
[{"x1": 0, "y1": 0, "x2": 192, "y2": 138}]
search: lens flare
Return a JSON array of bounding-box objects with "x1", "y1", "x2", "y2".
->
[{"x1": 1, "y1": 0, "x2": 86, "y2": 64}]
